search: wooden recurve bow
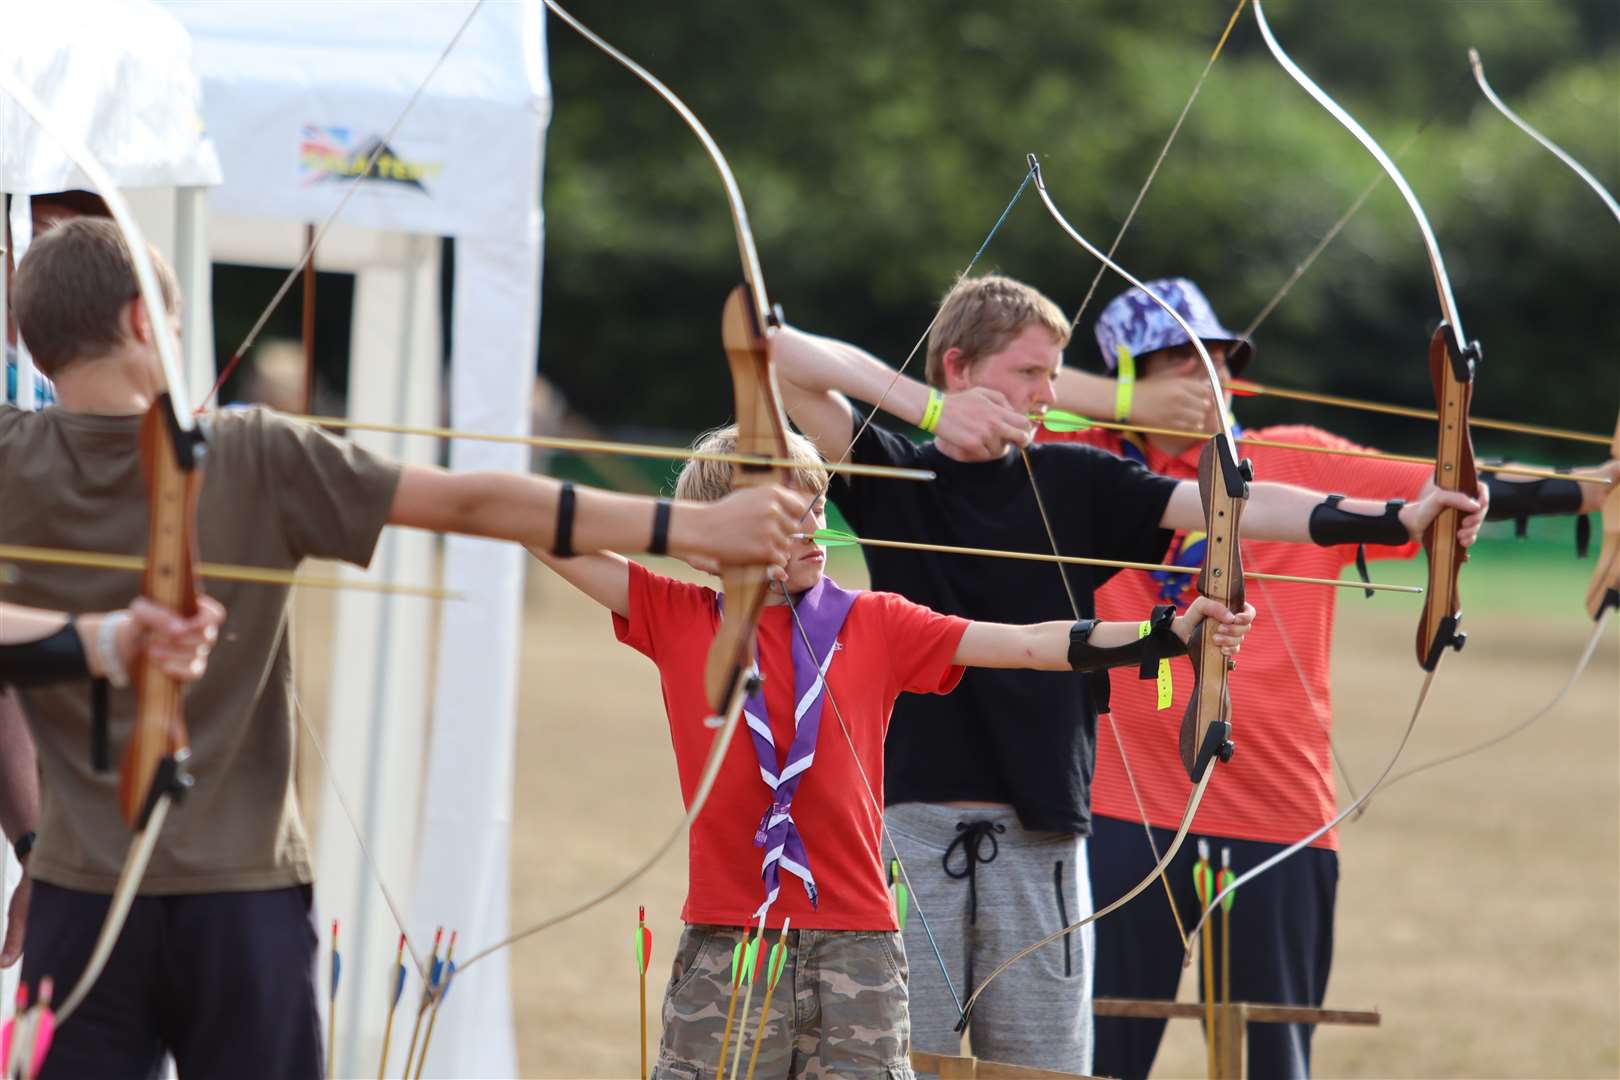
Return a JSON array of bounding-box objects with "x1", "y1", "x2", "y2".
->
[
  {"x1": 457, "y1": 0, "x2": 790, "y2": 973},
  {"x1": 0, "y1": 69, "x2": 209, "y2": 1027}
]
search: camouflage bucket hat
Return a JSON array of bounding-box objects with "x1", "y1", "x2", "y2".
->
[{"x1": 1094, "y1": 278, "x2": 1254, "y2": 375}]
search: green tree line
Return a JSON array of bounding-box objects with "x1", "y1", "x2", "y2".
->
[{"x1": 217, "y1": 1, "x2": 1620, "y2": 467}]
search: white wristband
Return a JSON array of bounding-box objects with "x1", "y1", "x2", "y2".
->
[{"x1": 96, "y1": 611, "x2": 131, "y2": 688}]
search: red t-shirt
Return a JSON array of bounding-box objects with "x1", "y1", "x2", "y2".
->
[
  {"x1": 1037, "y1": 424, "x2": 1429, "y2": 848},
  {"x1": 613, "y1": 562, "x2": 970, "y2": 928}
]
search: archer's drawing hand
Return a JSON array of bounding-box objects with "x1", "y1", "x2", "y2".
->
[
  {"x1": 1402, "y1": 481, "x2": 1488, "y2": 546},
  {"x1": 672, "y1": 485, "x2": 806, "y2": 574},
  {"x1": 938, "y1": 386, "x2": 1032, "y2": 459},
  {"x1": 1130, "y1": 375, "x2": 1214, "y2": 433},
  {"x1": 1175, "y1": 598, "x2": 1257, "y2": 656}
]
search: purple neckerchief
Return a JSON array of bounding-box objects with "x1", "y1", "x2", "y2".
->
[{"x1": 722, "y1": 576, "x2": 858, "y2": 918}]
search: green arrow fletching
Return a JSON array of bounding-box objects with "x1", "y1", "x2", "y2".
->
[
  {"x1": 810, "y1": 527, "x2": 859, "y2": 547},
  {"x1": 1038, "y1": 408, "x2": 1094, "y2": 433}
]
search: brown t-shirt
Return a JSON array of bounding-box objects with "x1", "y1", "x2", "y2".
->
[{"x1": 0, "y1": 404, "x2": 402, "y2": 893}]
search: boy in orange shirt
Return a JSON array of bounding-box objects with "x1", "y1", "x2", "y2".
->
[{"x1": 533, "y1": 426, "x2": 1254, "y2": 1079}]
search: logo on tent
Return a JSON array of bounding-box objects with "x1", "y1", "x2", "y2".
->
[{"x1": 300, "y1": 125, "x2": 443, "y2": 192}]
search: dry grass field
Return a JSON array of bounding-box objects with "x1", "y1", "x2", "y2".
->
[{"x1": 299, "y1": 545, "x2": 1618, "y2": 1078}]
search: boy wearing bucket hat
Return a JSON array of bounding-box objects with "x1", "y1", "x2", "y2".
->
[
  {"x1": 1040, "y1": 277, "x2": 1615, "y2": 1079},
  {"x1": 764, "y1": 274, "x2": 1489, "y2": 1076}
]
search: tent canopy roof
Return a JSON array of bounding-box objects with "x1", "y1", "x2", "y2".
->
[{"x1": 0, "y1": 0, "x2": 222, "y2": 192}]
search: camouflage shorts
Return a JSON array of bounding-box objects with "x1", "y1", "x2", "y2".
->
[{"x1": 652, "y1": 923, "x2": 915, "y2": 1080}]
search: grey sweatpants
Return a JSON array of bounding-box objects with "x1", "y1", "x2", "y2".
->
[{"x1": 885, "y1": 803, "x2": 1094, "y2": 1077}]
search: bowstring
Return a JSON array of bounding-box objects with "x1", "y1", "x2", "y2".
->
[
  {"x1": 778, "y1": 583, "x2": 967, "y2": 1022},
  {"x1": 1068, "y1": 0, "x2": 1249, "y2": 333},
  {"x1": 1240, "y1": 71, "x2": 1466, "y2": 341},
  {"x1": 293, "y1": 687, "x2": 429, "y2": 982},
  {"x1": 1359, "y1": 599, "x2": 1614, "y2": 812},
  {"x1": 1018, "y1": 449, "x2": 1190, "y2": 951},
  {"x1": 1022, "y1": 0, "x2": 1253, "y2": 954},
  {"x1": 812, "y1": 165, "x2": 1036, "y2": 497},
  {"x1": 198, "y1": 0, "x2": 487, "y2": 410}
]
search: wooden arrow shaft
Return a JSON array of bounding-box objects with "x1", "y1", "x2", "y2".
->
[
  {"x1": 1227, "y1": 380, "x2": 1610, "y2": 447},
  {"x1": 1045, "y1": 416, "x2": 1608, "y2": 485},
  {"x1": 825, "y1": 534, "x2": 1421, "y2": 593}
]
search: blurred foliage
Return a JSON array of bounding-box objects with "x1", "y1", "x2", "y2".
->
[{"x1": 216, "y1": 0, "x2": 1619, "y2": 465}]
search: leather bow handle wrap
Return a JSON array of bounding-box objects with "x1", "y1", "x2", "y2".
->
[
  {"x1": 120, "y1": 397, "x2": 205, "y2": 826},
  {"x1": 706, "y1": 286, "x2": 791, "y2": 711},
  {"x1": 1179, "y1": 437, "x2": 1249, "y2": 780},
  {"x1": 1588, "y1": 416, "x2": 1620, "y2": 621},
  {"x1": 1416, "y1": 326, "x2": 1479, "y2": 670}
]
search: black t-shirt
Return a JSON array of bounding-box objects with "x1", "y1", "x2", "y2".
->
[{"x1": 830, "y1": 417, "x2": 1178, "y2": 834}]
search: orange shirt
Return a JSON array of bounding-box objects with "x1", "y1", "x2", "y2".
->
[
  {"x1": 1037, "y1": 424, "x2": 1428, "y2": 848},
  {"x1": 613, "y1": 562, "x2": 969, "y2": 927}
]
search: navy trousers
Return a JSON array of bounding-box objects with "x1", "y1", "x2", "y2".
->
[
  {"x1": 21, "y1": 880, "x2": 322, "y2": 1079},
  {"x1": 1088, "y1": 815, "x2": 1338, "y2": 1080}
]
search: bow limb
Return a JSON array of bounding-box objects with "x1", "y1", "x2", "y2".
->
[
  {"x1": 1468, "y1": 47, "x2": 1620, "y2": 622},
  {"x1": 1468, "y1": 50, "x2": 1620, "y2": 230},
  {"x1": 1250, "y1": 0, "x2": 1479, "y2": 674},
  {"x1": 458, "y1": 3, "x2": 788, "y2": 974},
  {"x1": 1587, "y1": 418, "x2": 1620, "y2": 622},
  {"x1": 1364, "y1": 53, "x2": 1620, "y2": 800},
  {"x1": 954, "y1": 160, "x2": 1248, "y2": 1024},
  {"x1": 1173, "y1": 0, "x2": 1483, "y2": 954},
  {"x1": 1028, "y1": 156, "x2": 1246, "y2": 780},
  {"x1": 960, "y1": 760, "x2": 1216, "y2": 1025},
  {"x1": 0, "y1": 69, "x2": 204, "y2": 1028}
]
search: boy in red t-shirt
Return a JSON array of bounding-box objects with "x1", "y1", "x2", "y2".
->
[{"x1": 532, "y1": 425, "x2": 1254, "y2": 1079}]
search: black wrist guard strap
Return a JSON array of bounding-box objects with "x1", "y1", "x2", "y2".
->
[
  {"x1": 12, "y1": 830, "x2": 35, "y2": 861},
  {"x1": 649, "y1": 498, "x2": 672, "y2": 556},
  {"x1": 1481, "y1": 472, "x2": 1583, "y2": 538},
  {"x1": 1068, "y1": 604, "x2": 1187, "y2": 675},
  {"x1": 553, "y1": 481, "x2": 577, "y2": 559},
  {"x1": 0, "y1": 622, "x2": 89, "y2": 686},
  {"x1": 1308, "y1": 494, "x2": 1408, "y2": 548}
]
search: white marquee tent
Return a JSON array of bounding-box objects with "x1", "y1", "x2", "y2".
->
[{"x1": 4, "y1": 2, "x2": 550, "y2": 1076}]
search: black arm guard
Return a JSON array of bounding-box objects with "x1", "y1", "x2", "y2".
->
[
  {"x1": 1308, "y1": 494, "x2": 1408, "y2": 547},
  {"x1": 1482, "y1": 472, "x2": 1583, "y2": 540},
  {"x1": 1068, "y1": 604, "x2": 1187, "y2": 675},
  {"x1": 0, "y1": 622, "x2": 89, "y2": 686}
]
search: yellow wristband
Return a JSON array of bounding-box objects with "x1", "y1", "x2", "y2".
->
[
  {"x1": 1138, "y1": 618, "x2": 1173, "y2": 710},
  {"x1": 919, "y1": 387, "x2": 945, "y2": 434},
  {"x1": 1114, "y1": 345, "x2": 1136, "y2": 422}
]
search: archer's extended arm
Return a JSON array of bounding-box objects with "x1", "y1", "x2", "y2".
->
[
  {"x1": 388, "y1": 466, "x2": 805, "y2": 569},
  {"x1": 953, "y1": 597, "x2": 1255, "y2": 672}
]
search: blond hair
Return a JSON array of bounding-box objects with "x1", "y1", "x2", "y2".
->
[
  {"x1": 674, "y1": 425, "x2": 828, "y2": 503},
  {"x1": 924, "y1": 274, "x2": 1070, "y2": 388}
]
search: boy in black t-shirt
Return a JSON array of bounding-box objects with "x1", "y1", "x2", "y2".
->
[{"x1": 768, "y1": 274, "x2": 1487, "y2": 1075}]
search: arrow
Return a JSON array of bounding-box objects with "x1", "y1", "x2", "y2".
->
[
  {"x1": 412, "y1": 931, "x2": 457, "y2": 1080},
  {"x1": 1036, "y1": 411, "x2": 1607, "y2": 486},
  {"x1": 326, "y1": 919, "x2": 341, "y2": 1080},
  {"x1": 741, "y1": 918, "x2": 791, "y2": 1080},
  {"x1": 805, "y1": 528, "x2": 1423, "y2": 594},
  {"x1": 636, "y1": 906, "x2": 653, "y2": 1080},
  {"x1": 1223, "y1": 382, "x2": 1611, "y2": 448},
  {"x1": 399, "y1": 926, "x2": 443, "y2": 1079},
  {"x1": 376, "y1": 933, "x2": 409, "y2": 1080},
  {"x1": 0, "y1": 543, "x2": 457, "y2": 600},
  {"x1": 279, "y1": 414, "x2": 934, "y2": 482}
]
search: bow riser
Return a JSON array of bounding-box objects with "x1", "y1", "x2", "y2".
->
[
  {"x1": 1586, "y1": 416, "x2": 1620, "y2": 620},
  {"x1": 119, "y1": 395, "x2": 205, "y2": 826},
  {"x1": 1417, "y1": 326, "x2": 1478, "y2": 670},
  {"x1": 1180, "y1": 437, "x2": 1248, "y2": 780},
  {"x1": 706, "y1": 285, "x2": 792, "y2": 709}
]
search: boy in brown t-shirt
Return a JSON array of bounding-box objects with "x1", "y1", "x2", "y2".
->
[{"x1": 0, "y1": 217, "x2": 806, "y2": 1078}]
